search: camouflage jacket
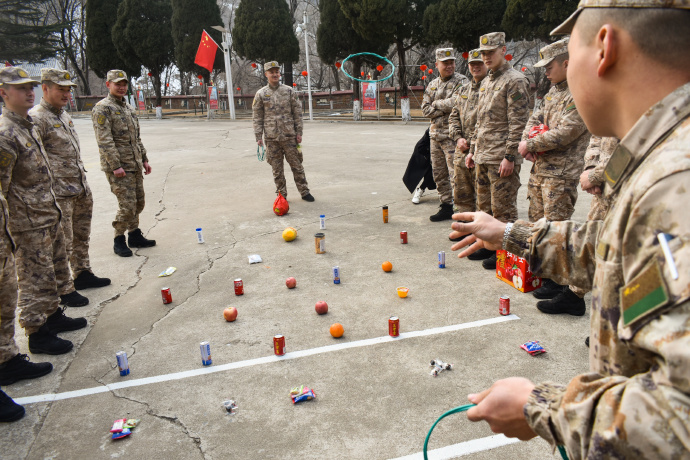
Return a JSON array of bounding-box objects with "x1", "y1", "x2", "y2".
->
[
  {"x1": 504, "y1": 82, "x2": 690, "y2": 459},
  {"x1": 252, "y1": 84, "x2": 303, "y2": 142},
  {"x1": 0, "y1": 192, "x2": 14, "y2": 259},
  {"x1": 0, "y1": 110, "x2": 61, "y2": 232},
  {"x1": 91, "y1": 94, "x2": 148, "y2": 173},
  {"x1": 448, "y1": 77, "x2": 485, "y2": 151},
  {"x1": 471, "y1": 62, "x2": 529, "y2": 165},
  {"x1": 421, "y1": 73, "x2": 467, "y2": 141},
  {"x1": 30, "y1": 100, "x2": 90, "y2": 197},
  {"x1": 584, "y1": 136, "x2": 619, "y2": 187},
  {"x1": 522, "y1": 81, "x2": 590, "y2": 179}
]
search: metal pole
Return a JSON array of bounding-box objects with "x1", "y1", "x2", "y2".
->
[
  {"x1": 223, "y1": 31, "x2": 236, "y2": 120},
  {"x1": 303, "y1": 11, "x2": 313, "y2": 121}
]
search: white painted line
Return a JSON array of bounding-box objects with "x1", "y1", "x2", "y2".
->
[
  {"x1": 15, "y1": 315, "x2": 519, "y2": 405},
  {"x1": 389, "y1": 434, "x2": 521, "y2": 460}
]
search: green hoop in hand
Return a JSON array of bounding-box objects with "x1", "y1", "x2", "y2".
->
[{"x1": 340, "y1": 52, "x2": 395, "y2": 83}]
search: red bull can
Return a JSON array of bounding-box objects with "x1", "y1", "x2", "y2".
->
[
  {"x1": 499, "y1": 296, "x2": 511, "y2": 316},
  {"x1": 438, "y1": 251, "x2": 446, "y2": 268},
  {"x1": 234, "y1": 279, "x2": 244, "y2": 296},
  {"x1": 200, "y1": 341, "x2": 212, "y2": 366},
  {"x1": 116, "y1": 351, "x2": 129, "y2": 376},
  {"x1": 332, "y1": 266, "x2": 340, "y2": 284},
  {"x1": 274, "y1": 335, "x2": 286, "y2": 356},
  {"x1": 161, "y1": 287, "x2": 172, "y2": 304},
  {"x1": 389, "y1": 316, "x2": 400, "y2": 337}
]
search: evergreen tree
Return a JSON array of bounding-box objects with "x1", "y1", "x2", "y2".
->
[
  {"x1": 316, "y1": 0, "x2": 388, "y2": 99},
  {"x1": 85, "y1": 0, "x2": 138, "y2": 80},
  {"x1": 502, "y1": 0, "x2": 578, "y2": 42},
  {"x1": 233, "y1": 0, "x2": 300, "y2": 85},
  {"x1": 0, "y1": 0, "x2": 65, "y2": 64},
  {"x1": 170, "y1": 0, "x2": 224, "y2": 83},
  {"x1": 112, "y1": 0, "x2": 175, "y2": 106},
  {"x1": 423, "y1": 0, "x2": 506, "y2": 53}
]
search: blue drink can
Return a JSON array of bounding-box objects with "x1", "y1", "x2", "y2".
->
[
  {"x1": 116, "y1": 351, "x2": 130, "y2": 376},
  {"x1": 332, "y1": 266, "x2": 340, "y2": 284},
  {"x1": 200, "y1": 341, "x2": 212, "y2": 366},
  {"x1": 438, "y1": 251, "x2": 446, "y2": 269}
]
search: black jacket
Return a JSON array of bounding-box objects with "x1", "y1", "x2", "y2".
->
[{"x1": 402, "y1": 128, "x2": 436, "y2": 193}]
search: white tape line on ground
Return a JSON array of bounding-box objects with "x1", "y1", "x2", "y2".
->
[
  {"x1": 15, "y1": 314, "x2": 519, "y2": 405},
  {"x1": 389, "y1": 434, "x2": 521, "y2": 460}
]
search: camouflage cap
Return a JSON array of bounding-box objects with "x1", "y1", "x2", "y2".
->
[
  {"x1": 41, "y1": 68, "x2": 77, "y2": 87},
  {"x1": 468, "y1": 49, "x2": 483, "y2": 63},
  {"x1": 534, "y1": 38, "x2": 570, "y2": 67},
  {"x1": 107, "y1": 70, "x2": 128, "y2": 83},
  {"x1": 479, "y1": 32, "x2": 506, "y2": 51},
  {"x1": 552, "y1": 0, "x2": 690, "y2": 35},
  {"x1": 435, "y1": 48, "x2": 455, "y2": 62},
  {"x1": 264, "y1": 61, "x2": 280, "y2": 71},
  {"x1": 0, "y1": 66, "x2": 40, "y2": 87}
]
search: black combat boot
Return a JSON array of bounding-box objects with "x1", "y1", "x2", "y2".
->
[
  {"x1": 114, "y1": 235, "x2": 133, "y2": 257},
  {"x1": 467, "y1": 248, "x2": 494, "y2": 261},
  {"x1": 45, "y1": 308, "x2": 87, "y2": 333},
  {"x1": 128, "y1": 228, "x2": 156, "y2": 248},
  {"x1": 73, "y1": 271, "x2": 111, "y2": 290},
  {"x1": 59, "y1": 290, "x2": 89, "y2": 307},
  {"x1": 481, "y1": 252, "x2": 498, "y2": 270},
  {"x1": 28, "y1": 325, "x2": 73, "y2": 355},
  {"x1": 537, "y1": 288, "x2": 586, "y2": 316},
  {"x1": 532, "y1": 279, "x2": 565, "y2": 299},
  {"x1": 430, "y1": 203, "x2": 454, "y2": 222},
  {"x1": 301, "y1": 193, "x2": 315, "y2": 202},
  {"x1": 0, "y1": 354, "x2": 53, "y2": 386},
  {"x1": 0, "y1": 390, "x2": 24, "y2": 422}
]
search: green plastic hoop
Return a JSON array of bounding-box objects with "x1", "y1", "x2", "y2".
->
[{"x1": 340, "y1": 52, "x2": 395, "y2": 83}]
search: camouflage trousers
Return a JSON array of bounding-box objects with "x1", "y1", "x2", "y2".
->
[
  {"x1": 57, "y1": 191, "x2": 93, "y2": 278},
  {"x1": 106, "y1": 172, "x2": 145, "y2": 237},
  {"x1": 430, "y1": 138, "x2": 455, "y2": 205},
  {"x1": 14, "y1": 223, "x2": 72, "y2": 335},
  {"x1": 0, "y1": 254, "x2": 19, "y2": 363},
  {"x1": 265, "y1": 139, "x2": 310, "y2": 198},
  {"x1": 453, "y1": 150, "x2": 476, "y2": 212},
  {"x1": 527, "y1": 175, "x2": 579, "y2": 222},
  {"x1": 475, "y1": 163, "x2": 521, "y2": 223},
  {"x1": 571, "y1": 193, "x2": 611, "y2": 297}
]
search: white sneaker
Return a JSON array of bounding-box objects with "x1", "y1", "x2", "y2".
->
[{"x1": 412, "y1": 188, "x2": 424, "y2": 204}]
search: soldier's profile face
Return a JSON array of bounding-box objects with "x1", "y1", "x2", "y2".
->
[
  {"x1": 436, "y1": 59, "x2": 456, "y2": 78},
  {"x1": 545, "y1": 60, "x2": 567, "y2": 85},
  {"x1": 43, "y1": 83, "x2": 71, "y2": 109},
  {"x1": 265, "y1": 68, "x2": 281, "y2": 85},
  {"x1": 0, "y1": 83, "x2": 35, "y2": 111}
]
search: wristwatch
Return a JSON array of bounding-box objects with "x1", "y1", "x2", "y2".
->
[{"x1": 504, "y1": 154, "x2": 516, "y2": 162}]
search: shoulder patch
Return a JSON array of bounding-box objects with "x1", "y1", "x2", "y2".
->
[
  {"x1": 565, "y1": 103, "x2": 576, "y2": 112},
  {"x1": 510, "y1": 91, "x2": 523, "y2": 102},
  {"x1": 97, "y1": 114, "x2": 106, "y2": 125},
  {"x1": 0, "y1": 151, "x2": 14, "y2": 168},
  {"x1": 604, "y1": 144, "x2": 633, "y2": 188},
  {"x1": 461, "y1": 95, "x2": 468, "y2": 99},
  {"x1": 621, "y1": 260, "x2": 669, "y2": 327},
  {"x1": 53, "y1": 123, "x2": 62, "y2": 128},
  {"x1": 545, "y1": 96, "x2": 552, "y2": 101}
]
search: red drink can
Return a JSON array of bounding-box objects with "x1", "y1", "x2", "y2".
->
[
  {"x1": 234, "y1": 279, "x2": 244, "y2": 296},
  {"x1": 274, "y1": 335, "x2": 285, "y2": 356},
  {"x1": 161, "y1": 287, "x2": 172, "y2": 304},
  {"x1": 499, "y1": 295, "x2": 510, "y2": 316},
  {"x1": 389, "y1": 316, "x2": 400, "y2": 337},
  {"x1": 400, "y1": 231, "x2": 408, "y2": 244}
]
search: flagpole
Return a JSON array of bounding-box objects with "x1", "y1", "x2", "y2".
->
[{"x1": 211, "y1": 26, "x2": 236, "y2": 120}]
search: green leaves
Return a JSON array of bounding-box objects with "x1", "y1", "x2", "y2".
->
[{"x1": 233, "y1": 0, "x2": 300, "y2": 65}]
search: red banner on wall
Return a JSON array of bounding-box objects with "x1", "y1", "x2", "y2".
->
[
  {"x1": 362, "y1": 82, "x2": 377, "y2": 111},
  {"x1": 136, "y1": 91, "x2": 145, "y2": 111},
  {"x1": 208, "y1": 86, "x2": 218, "y2": 110}
]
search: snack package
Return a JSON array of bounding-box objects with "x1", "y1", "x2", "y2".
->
[
  {"x1": 123, "y1": 419, "x2": 140, "y2": 429},
  {"x1": 290, "y1": 385, "x2": 316, "y2": 404},
  {"x1": 158, "y1": 267, "x2": 177, "y2": 277},
  {"x1": 521, "y1": 341, "x2": 546, "y2": 356},
  {"x1": 112, "y1": 428, "x2": 131, "y2": 440},
  {"x1": 248, "y1": 254, "x2": 263, "y2": 264},
  {"x1": 110, "y1": 418, "x2": 126, "y2": 433}
]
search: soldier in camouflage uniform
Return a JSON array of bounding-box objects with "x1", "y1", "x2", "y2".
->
[
  {"x1": 0, "y1": 67, "x2": 87, "y2": 357},
  {"x1": 517, "y1": 39, "x2": 591, "y2": 311},
  {"x1": 449, "y1": 1, "x2": 690, "y2": 457},
  {"x1": 469, "y1": 32, "x2": 530, "y2": 267},
  {"x1": 421, "y1": 48, "x2": 467, "y2": 222},
  {"x1": 253, "y1": 61, "x2": 314, "y2": 203},
  {"x1": 30, "y1": 69, "x2": 110, "y2": 290},
  {"x1": 92, "y1": 70, "x2": 155, "y2": 257},
  {"x1": 448, "y1": 49, "x2": 486, "y2": 217}
]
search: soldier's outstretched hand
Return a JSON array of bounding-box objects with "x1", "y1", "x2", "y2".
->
[{"x1": 449, "y1": 212, "x2": 506, "y2": 256}]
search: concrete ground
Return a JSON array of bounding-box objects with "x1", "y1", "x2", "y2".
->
[{"x1": 1, "y1": 118, "x2": 592, "y2": 459}]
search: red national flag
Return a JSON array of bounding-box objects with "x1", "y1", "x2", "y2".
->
[{"x1": 194, "y1": 30, "x2": 219, "y2": 73}]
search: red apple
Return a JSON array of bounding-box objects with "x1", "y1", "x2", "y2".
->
[
  {"x1": 315, "y1": 301, "x2": 328, "y2": 315},
  {"x1": 286, "y1": 277, "x2": 297, "y2": 289},
  {"x1": 223, "y1": 307, "x2": 238, "y2": 322}
]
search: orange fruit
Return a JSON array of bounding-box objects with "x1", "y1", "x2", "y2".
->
[
  {"x1": 382, "y1": 261, "x2": 393, "y2": 272},
  {"x1": 329, "y1": 323, "x2": 344, "y2": 338}
]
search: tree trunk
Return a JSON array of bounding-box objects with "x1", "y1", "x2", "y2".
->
[
  {"x1": 395, "y1": 38, "x2": 408, "y2": 98},
  {"x1": 153, "y1": 73, "x2": 162, "y2": 107},
  {"x1": 352, "y1": 61, "x2": 361, "y2": 100},
  {"x1": 331, "y1": 65, "x2": 340, "y2": 91},
  {"x1": 284, "y1": 62, "x2": 294, "y2": 87}
]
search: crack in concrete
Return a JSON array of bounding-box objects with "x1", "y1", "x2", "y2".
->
[{"x1": 211, "y1": 130, "x2": 231, "y2": 149}]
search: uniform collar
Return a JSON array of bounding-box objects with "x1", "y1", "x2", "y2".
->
[
  {"x1": 2, "y1": 109, "x2": 33, "y2": 129},
  {"x1": 440, "y1": 73, "x2": 456, "y2": 83},
  {"x1": 268, "y1": 83, "x2": 280, "y2": 90},
  {"x1": 40, "y1": 98, "x2": 63, "y2": 115},
  {"x1": 472, "y1": 76, "x2": 486, "y2": 90},
  {"x1": 555, "y1": 80, "x2": 568, "y2": 91},
  {"x1": 488, "y1": 62, "x2": 511, "y2": 81},
  {"x1": 107, "y1": 93, "x2": 126, "y2": 106}
]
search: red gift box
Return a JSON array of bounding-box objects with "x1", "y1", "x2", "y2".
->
[{"x1": 496, "y1": 250, "x2": 542, "y2": 293}]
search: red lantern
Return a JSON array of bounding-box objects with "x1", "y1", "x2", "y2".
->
[
  {"x1": 422, "y1": 75, "x2": 427, "y2": 80},
  {"x1": 505, "y1": 54, "x2": 513, "y2": 61},
  {"x1": 147, "y1": 72, "x2": 152, "y2": 77},
  {"x1": 376, "y1": 64, "x2": 383, "y2": 72},
  {"x1": 521, "y1": 66, "x2": 527, "y2": 72},
  {"x1": 197, "y1": 75, "x2": 203, "y2": 79},
  {"x1": 361, "y1": 71, "x2": 365, "y2": 77},
  {"x1": 251, "y1": 63, "x2": 257, "y2": 68},
  {"x1": 428, "y1": 69, "x2": 433, "y2": 74},
  {"x1": 462, "y1": 52, "x2": 469, "y2": 59},
  {"x1": 293, "y1": 82, "x2": 297, "y2": 87},
  {"x1": 420, "y1": 64, "x2": 427, "y2": 71},
  {"x1": 301, "y1": 70, "x2": 308, "y2": 76},
  {"x1": 335, "y1": 62, "x2": 342, "y2": 69},
  {"x1": 236, "y1": 87, "x2": 240, "y2": 91},
  {"x1": 166, "y1": 83, "x2": 169, "y2": 87}
]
